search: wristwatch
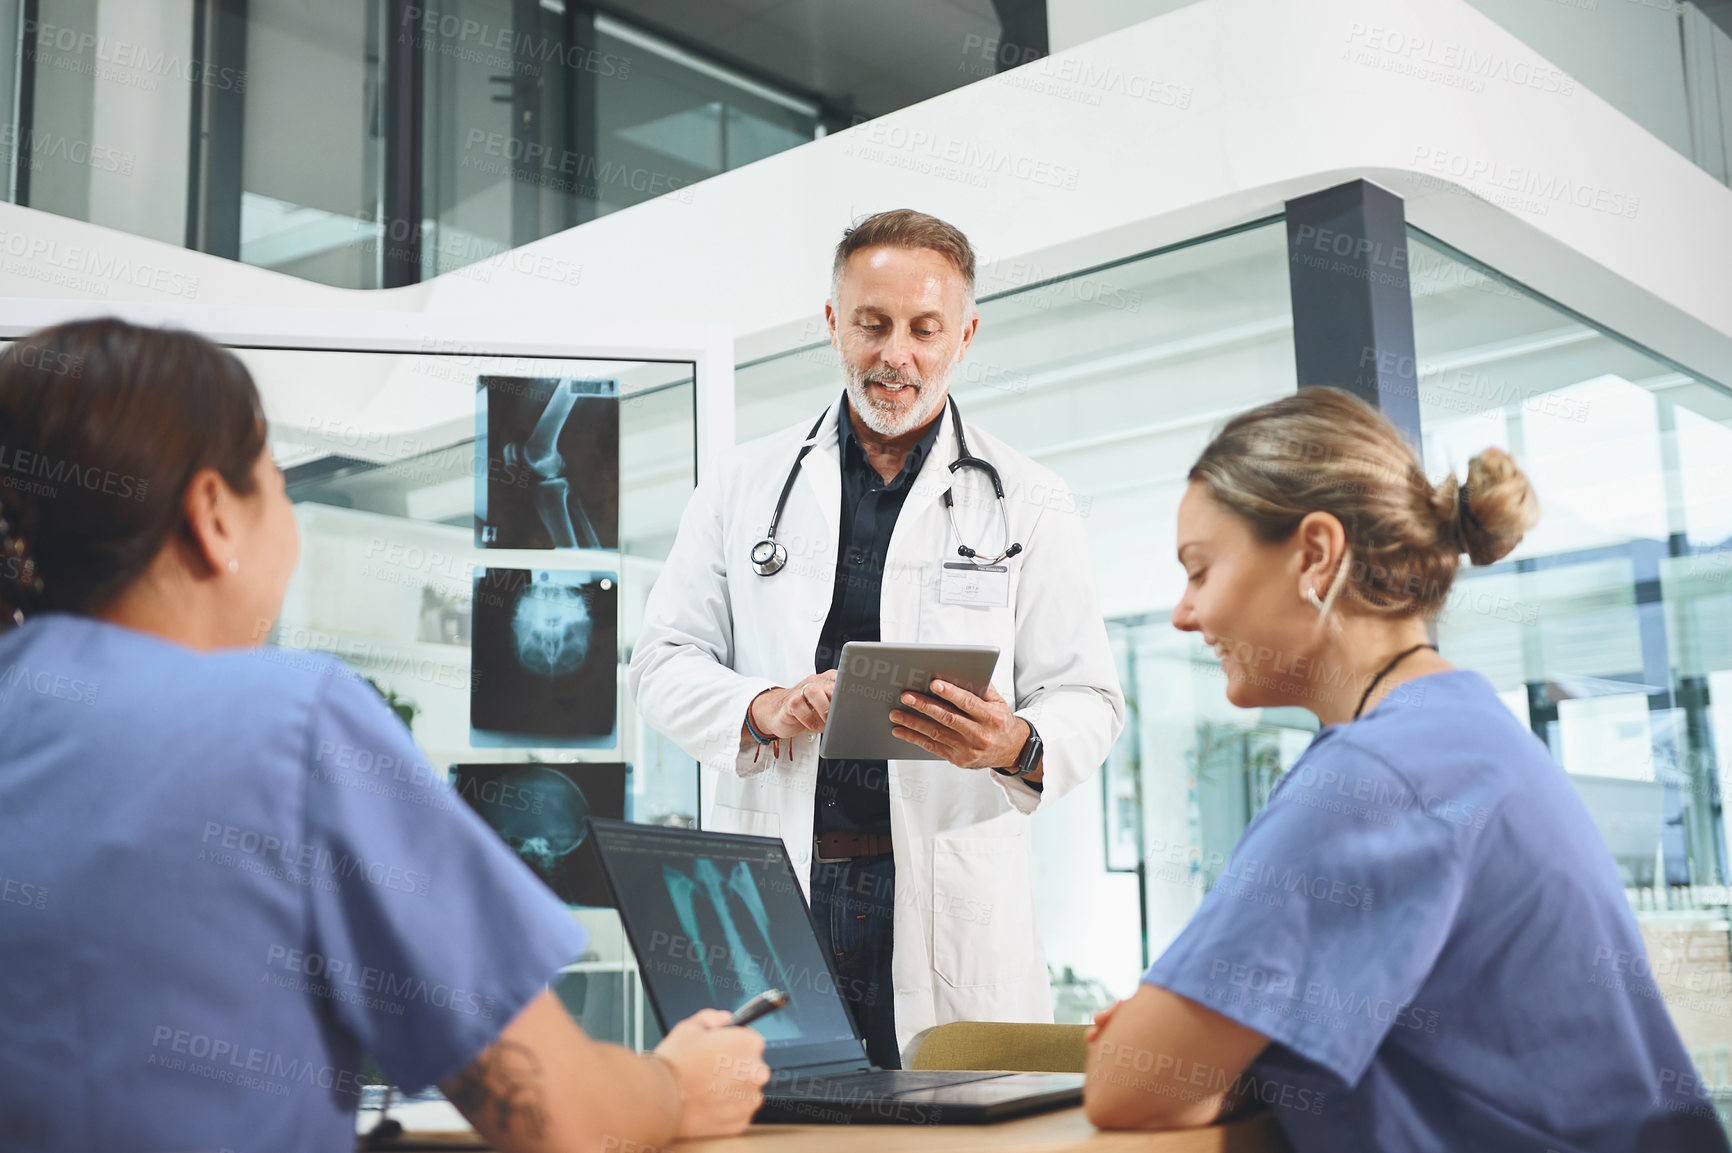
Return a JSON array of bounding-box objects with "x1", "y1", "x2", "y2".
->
[{"x1": 993, "y1": 721, "x2": 1043, "y2": 779}]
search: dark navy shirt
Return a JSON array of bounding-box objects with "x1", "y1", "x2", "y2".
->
[
  {"x1": 812, "y1": 402, "x2": 943, "y2": 835},
  {"x1": 1144, "y1": 670, "x2": 1728, "y2": 1153}
]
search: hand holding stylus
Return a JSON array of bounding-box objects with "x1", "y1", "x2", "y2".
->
[
  {"x1": 654, "y1": 1008, "x2": 771, "y2": 1138},
  {"x1": 731, "y1": 988, "x2": 790, "y2": 1028}
]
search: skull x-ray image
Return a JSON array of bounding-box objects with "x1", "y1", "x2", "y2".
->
[
  {"x1": 471, "y1": 568, "x2": 617, "y2": 743},
  {"x1": 476, "y1": 376, "x2": 619, "y2": 550},
  {"x1": 452, "y1": 763, "x2": 627, "y2": 907}
]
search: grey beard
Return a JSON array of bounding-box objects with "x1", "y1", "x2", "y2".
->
[{"x1": 844, "y1": 362, "x2": 952, "y2": 438}]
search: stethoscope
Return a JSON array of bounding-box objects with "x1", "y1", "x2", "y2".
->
[{"x1": 750, "y1": 393, "x2": 1023, "y2": 577}]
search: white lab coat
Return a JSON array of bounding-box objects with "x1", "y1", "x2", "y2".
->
[{"x1": 629, "y1": 393, "x2": 1125, "y2": 1062}]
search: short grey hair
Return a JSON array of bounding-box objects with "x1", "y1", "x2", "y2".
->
[{"x1": 830, "y1": 208, "x2": 977, "y2": 310}]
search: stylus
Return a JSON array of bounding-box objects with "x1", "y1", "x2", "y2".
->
[{"x1": 730, "y1": 988, "x2": 790, "y2": 1027}]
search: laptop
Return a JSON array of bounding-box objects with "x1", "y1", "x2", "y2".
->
[{"x1": 589, "y1": 819, "x2": 1084, "y2": 1125}]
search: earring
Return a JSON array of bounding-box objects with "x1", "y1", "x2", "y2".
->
[
  {"x1": 225, "y1": 558, "x2": 240, "y2": 574},
  {"x1": 1305, "y1": 587, "x2": 1324, "y2": 611}
]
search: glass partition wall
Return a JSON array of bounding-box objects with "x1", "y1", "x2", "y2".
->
[
  {"x1": 737, "y1": 213, "x2": 1732, "y2": 1128},
  {"x1": 268, "y1": 346, "x2": 698, "y2": 1050},
  {"x1": 0, "y1": 0, "x2": 830, "y2": 288},
  {"x1": 1408, "y1": 231, "x2": 1732, "y2": 1095},
  {"x1": 419, "y1": 2, "x2": 822, "y2": 279},
  {"x1": 2, "y1": 207, "x2": 1722, "y2": 1116},
  {"x1": 0, "y1": 199, "x2": 1726, "y2": 1121},
  {"x1": 5, "y1": 0, "x2": 1036, "y2": 288}
]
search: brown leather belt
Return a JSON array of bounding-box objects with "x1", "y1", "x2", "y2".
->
[{"x1": 814, "y1": 831, "x2": 894, "y2": 862}]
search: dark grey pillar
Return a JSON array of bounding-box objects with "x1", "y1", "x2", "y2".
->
[
  {"x1": 383, "y1": 0, "x2": 426, "y2": 288},
  {"x1": 509, "y1": 0, "x2": 544, "y2": 249},
  {"x1": 14, "y1": 0, "x2": 38, "y2": 206},
  {"x1": 185, "y1": 0, "x2": 247, "y2": 261},
  {"x1": 563, "y1": 2, "x2": 600, "y2": 231},
  {"x1": 182, "y1": 0, "x2": 204, "y2": 247},
  {"x1": 1284, "y1": 180, "x2": 1422, "y2": 445},
  {"x1": 988, "y1": 0, "x2": 1048, "y2": 72}
]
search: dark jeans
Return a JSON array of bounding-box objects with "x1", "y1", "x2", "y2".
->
[{"x1": 808, "y1": 852, "x2": 900, "y2": 1069}]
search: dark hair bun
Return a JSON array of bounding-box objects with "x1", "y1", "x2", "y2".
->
[{"x1": 1432, "y1": 446, "x2": 1539, "y2": 567}]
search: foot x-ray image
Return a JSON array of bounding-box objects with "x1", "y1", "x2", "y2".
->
[
  {"x1": 476, "y1": 376, "x2": 619, "y2": 550},
  {"x1": 452, "y1": 762, "x2": 627, "y2": 907},
  {"x1": 471, "y1": 568, "x2": 617, "y2": 743}
]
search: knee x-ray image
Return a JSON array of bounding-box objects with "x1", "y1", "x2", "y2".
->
[
  {"x1": 471, "y1": 568, "x2": 617, "y2": 743},
  {"x1": 452, "y1": 762, "x2": 627, "y2": 907},
  {"x1": 476, "y1": 376, "x2": 620, "y2": 550}
]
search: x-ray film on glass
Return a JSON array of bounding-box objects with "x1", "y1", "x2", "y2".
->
[
  {"x1": 475, "y1": 376, "x2": 620, "y2": 550},
  {"x1": 470, "y1": 568, "x2": 617, "y2": 745},
  {"x1": 452, "y1": 762, "x2": 628, "y2": 907}
]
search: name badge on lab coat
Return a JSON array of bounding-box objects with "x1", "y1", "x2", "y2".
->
[{"x1": 939, "y1": 562, "x2": 1009, "y2": 607}]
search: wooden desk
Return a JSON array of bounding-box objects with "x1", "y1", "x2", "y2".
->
[
  {"x1": 391, "y1": 1108, "x2": 1288, "y2": 1153},
  {"x1": 675, "y1": 1108, "x2": 1287, "y2": 1153}
]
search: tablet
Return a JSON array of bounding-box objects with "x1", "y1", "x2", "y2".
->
[{"x1": 819, "y1": 641, "x2": 1002, "y2": 761}]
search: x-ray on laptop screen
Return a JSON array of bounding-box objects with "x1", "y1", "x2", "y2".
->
[{"x1": 591, "y1": 821, "x2": 864, "y2": 1069}]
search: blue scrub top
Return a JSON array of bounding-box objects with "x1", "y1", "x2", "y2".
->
[
  {"x1": 1144, "y1": 669, "x2": 1729, "y2": 1153},
  {"x1": 0, "y1": 614, "x2": 588, "y2": 1153}
]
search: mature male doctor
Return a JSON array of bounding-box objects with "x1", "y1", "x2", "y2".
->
[{"x1": 630, "y1": 209, "x2": 1123, "y2": 1069}]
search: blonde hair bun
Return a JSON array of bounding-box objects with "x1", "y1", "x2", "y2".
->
[
  {"x1": 1189, "y1": 388, "x2": 1541, "y2": 620},
  {"x1": 1432, "y1": 446, "x2": 1539, "y2": 567}
]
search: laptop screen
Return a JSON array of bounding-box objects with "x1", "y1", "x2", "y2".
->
[{"x1": 590, "y1": 820, "x2": 867, "y2": 1071}]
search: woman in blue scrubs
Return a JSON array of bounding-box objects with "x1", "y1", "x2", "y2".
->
[
  {"x1": 1085, "y1": 387, "x2": 1729, "y2": 1152},
  {"x1": 0, "y1": 319, "x2": 769, "y2": 1153}
]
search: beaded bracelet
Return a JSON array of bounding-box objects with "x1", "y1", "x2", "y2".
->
[{"x1": 743, "y1": 704, "x2": 777, "y2": 746}]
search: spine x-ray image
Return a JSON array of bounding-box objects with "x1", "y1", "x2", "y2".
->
[
  {"x1": 476, "y1": 376, "x2": 620, "y2": 550},
  {"x1": 663, "y1": 859, "x2": 799, "y2": 1042},
  {"x1": 452, "y1": 763, "x2": 627, "y2": 907},
  {"x1": 471, "y1": 568, "x2": 617, "y2": 744}
]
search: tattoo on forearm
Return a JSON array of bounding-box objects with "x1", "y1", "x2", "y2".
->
[{"x1": 445, "y1": 1040, "x2": 550, "y2": 1140}]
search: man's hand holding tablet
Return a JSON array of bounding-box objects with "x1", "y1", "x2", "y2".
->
[
  {"x1": 889, "y1": 678, "x2": 1033, "y2": 772},
  {"x1": 817, "y1": 642, "x2": 1004, "y2": 763}
]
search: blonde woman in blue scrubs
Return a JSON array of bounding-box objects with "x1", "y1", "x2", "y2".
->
[
  {"x1": 1085, "y1": 388, "x2": 1728, "y2": 1152},
  {"x1": 0, "y1": 319, "x2": 769, "y2": 1153}
]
